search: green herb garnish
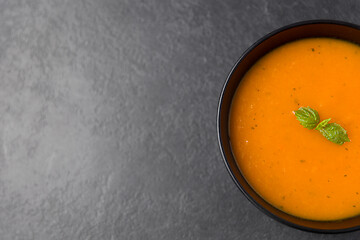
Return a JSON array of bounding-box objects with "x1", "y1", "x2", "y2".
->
[
  {"x1": 294, "y1": 106, "x2": 320, "y2": 129},
  {"x1": 317, "y1": 123, "x2": 350, "y2": 145},
  {"x1": 294, "y1": 107, "x2": 350, "y2": 145}
]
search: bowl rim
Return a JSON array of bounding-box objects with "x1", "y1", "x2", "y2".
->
[{"x1": 217, "y1": 19, "x2": 360, "y2": 233}]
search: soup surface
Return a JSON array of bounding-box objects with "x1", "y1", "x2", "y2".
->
[{"x1": 229, "y1": 38, "x2": 360, "y2": 221}]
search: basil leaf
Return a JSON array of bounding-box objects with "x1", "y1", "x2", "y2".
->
[
  {"x1": 294, "y1": 107, "x2": 320, "y2": 129},
  {"x1": 318, "y1": 123, "x2": 350, "y2": 145},
  {"x1": 294, "y1": 107, "x2": 350, "y2": 145}
]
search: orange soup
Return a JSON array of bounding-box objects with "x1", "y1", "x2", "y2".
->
[{"x1": 230, "y1": 38, "x2": 360, "y2": 221}]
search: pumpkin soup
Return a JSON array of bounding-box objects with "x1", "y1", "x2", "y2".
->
[{"x1": 229, "y1": 38, "x2": 360, "y2": 221}]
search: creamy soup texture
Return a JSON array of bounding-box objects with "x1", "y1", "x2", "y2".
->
[{"x1": 230, "y1": 38, "x2": 360, "y2": 221}]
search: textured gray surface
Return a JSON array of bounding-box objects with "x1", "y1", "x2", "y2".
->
[{"x1": 0, "y1": 0, "x2": 360, "y2": 239}]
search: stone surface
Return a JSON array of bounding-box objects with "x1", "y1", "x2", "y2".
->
[{"x1": 0, "y1": 0, "x2": 359, "y2": 239}]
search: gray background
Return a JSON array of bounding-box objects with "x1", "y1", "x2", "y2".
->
[{"x1": 0, "y1": 0, "x2": 359, "y2": 239}]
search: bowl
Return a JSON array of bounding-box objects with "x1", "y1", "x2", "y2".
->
[{"x1": 217, "y1": 20, "x2": 360, "y2": 233}]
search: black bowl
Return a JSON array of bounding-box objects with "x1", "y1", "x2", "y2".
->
[{"x1": 217, "y1": 20, "x2": 360, "y2": 233}]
